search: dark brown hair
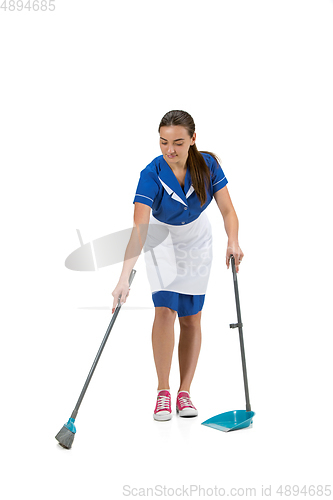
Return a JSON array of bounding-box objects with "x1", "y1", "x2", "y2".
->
[{"x1": 158, "y1": 110, "x2": 221, "y2": 207}]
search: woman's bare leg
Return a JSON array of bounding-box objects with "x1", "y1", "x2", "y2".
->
[
  {"x1": 152, "y1": 307, "x2": 177, "y2": 390},
  {"x1": 177, "y1": 311, "x2": 202, "y2": 393}
]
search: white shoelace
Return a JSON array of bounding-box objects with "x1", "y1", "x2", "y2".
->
[
  {"x1": 178, "y1": 396, "x2": 194, "y2": 408},
  {"x1": 156, "y1": 395, "x2": 170, "y2": 411}
]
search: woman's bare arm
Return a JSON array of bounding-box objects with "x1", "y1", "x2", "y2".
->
[
  {"x1": 111, "y1": 202, "x2": 151, "y2": 311},
  {"x1": 119, "y1": 202, "x2": 151, "y2": 282},
  {"x1": 213, "y1": 185, "x2": 244, "y2": 272}
]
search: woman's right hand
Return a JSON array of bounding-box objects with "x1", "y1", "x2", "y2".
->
[{"x1": 111, "y1": 280, "x2": 130, "y2": 313}]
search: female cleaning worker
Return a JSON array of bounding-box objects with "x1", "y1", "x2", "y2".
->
[{"x1": 111, "y1": 110, "x2": 244, "y2": 421}]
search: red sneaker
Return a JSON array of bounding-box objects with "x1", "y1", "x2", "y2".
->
[
  {"x1": 153, "y1": 390, "x2": 172, "y2": 421},
  {"x1": 176, "y1": 391, "x2": 198, "y2": 417}
]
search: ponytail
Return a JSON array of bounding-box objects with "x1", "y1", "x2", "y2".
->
[{"x1": 188, "y1": 145, "x2": 221, "y2": 207}]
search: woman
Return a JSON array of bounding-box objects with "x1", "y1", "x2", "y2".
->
[{"x1": 111, "y1": 110, "x2": 244, "y2": 421}]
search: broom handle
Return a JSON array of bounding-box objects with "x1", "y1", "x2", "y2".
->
[
  {"x1": 71, "y1": 268, "x2": 137, "y2": 419},
  {"x1": 229, "y1": 255, "x2": 252, "y2": 412}
]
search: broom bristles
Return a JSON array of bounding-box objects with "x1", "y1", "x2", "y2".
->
[{"x1": 55, "y1": 425, "x2": 75, "y2": 449}]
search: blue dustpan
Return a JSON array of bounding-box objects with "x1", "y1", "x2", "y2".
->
[
  {"x1": 202, "y1": 410, "x2": 255, "y2": 432},
  {"x1": 201, "y1": 255, "x2": 255, "y2": 432}
]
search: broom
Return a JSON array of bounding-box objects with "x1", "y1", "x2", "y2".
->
[{"x1": 55, "y1": 268, "x2": 136, "y2": 449}]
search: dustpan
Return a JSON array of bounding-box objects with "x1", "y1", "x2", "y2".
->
[{"x1": 201, "y1": 254, "x2": 255, "y2": 432}]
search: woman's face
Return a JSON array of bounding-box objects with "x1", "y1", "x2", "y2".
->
[{"x1": 159, "y1": 125, "x2": 196, "y2": 168}]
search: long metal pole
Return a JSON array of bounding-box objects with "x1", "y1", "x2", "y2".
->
[
  {"x1": 70, "y1": 269, "x2": 136, "y2": 419},
  {"x1": 229, "y1": 255, "x2": 251, "y2": 412}
]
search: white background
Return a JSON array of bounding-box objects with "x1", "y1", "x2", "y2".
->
[{"x1": 1, "y1": 0, "x2": 332, "y2": 498}]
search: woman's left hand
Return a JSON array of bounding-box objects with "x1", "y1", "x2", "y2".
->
[{"x1": 226, "y1": 241, "x2": 244, "y2": 273}]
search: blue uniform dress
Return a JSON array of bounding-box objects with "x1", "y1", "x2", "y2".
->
[{"x1": 133, "y1": 153, "x2": 228, "y2": 317}]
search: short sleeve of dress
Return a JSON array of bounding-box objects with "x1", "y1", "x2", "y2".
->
[
  {"x1": 210, "y1": 155, "x2": 228, "y2": 194},
  {"x1": 133, "y1": 168, "x2": 160, "y2": 208}
]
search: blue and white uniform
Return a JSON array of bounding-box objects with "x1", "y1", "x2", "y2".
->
[{"x1": 133, "y1": 153, "x2": 228, "y2": 317}]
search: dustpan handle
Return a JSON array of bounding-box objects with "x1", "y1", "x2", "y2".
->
[{"x1": 229, "y1": 255, "x2": 252, "y2": 412}]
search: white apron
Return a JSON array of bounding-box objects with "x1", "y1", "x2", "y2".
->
[{"x1": 143, "y1": 211, "x2": 213, "y2": 295}]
